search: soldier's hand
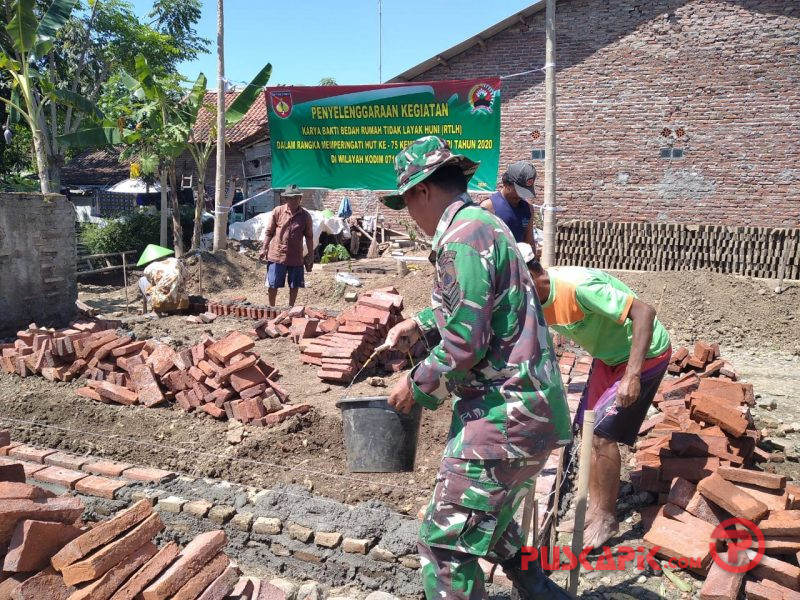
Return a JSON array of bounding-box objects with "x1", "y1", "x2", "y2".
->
[
  {"x1": 616, "y1": 373, "x2": 641, "y2": 408},
  {"x1": 385, "y1": 318, "x2": 422, "y2": 354},
  {"x1": 388, "y1": 376, "x2": 415, "y2": 415}
]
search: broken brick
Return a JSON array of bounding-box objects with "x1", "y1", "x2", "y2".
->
[
  {"x1": 697, "y1": 473, "x2": 769, "y2": 522},
  {"x1": 3, "y1": 520, "x2": 82, "y2": 572}
]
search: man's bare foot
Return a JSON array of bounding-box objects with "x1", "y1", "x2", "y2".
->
[
  {"x1": 583, "y1": 513, "x2": 619, "y2": 548},
  {"x1": 556, "y1": 512, "x2": 598, "y2": 533}
]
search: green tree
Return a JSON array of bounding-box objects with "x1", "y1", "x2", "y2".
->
[
  {"x1": 0, "y1": 0, "x2": 207, "y2": 192},
  {"x1": 318, "y1": 76, "x2": 336, "y2": 86}
]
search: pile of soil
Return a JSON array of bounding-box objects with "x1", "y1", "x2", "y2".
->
[{"x1": 613, "y1": 270, "x2": 800, "y2": 352}]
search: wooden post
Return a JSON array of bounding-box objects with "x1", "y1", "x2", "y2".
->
[
  {"x1": 520, "y1": 480, "x2": 537, "y2": 545},
  {"x1": 121, "y1": 252, "x2": 129, "y2": 314},
  {"x1": 569, "y1": 409, "x2": 595, "y2": 596},
  {"x1": 549, "y1": 446, "x2": 566, "y2": 550},
  {"x1": 541, "y1": 0, "x2": 558, "y2": 268},
  {"x1": 198, "y1": 254, "x2": 203, "y2": 296}
]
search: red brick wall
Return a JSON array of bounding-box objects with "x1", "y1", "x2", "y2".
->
[{"x1": 325, "y1": 0, "x2": 800, "y2": 228}]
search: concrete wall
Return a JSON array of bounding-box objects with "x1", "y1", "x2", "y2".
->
[{"x1": 0, "y1": 193, "x2": 76, "y2": 336}]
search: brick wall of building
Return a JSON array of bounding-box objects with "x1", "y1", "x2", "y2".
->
[
  {"x1": 321, "y1": 0, "x2": 799, "y2": 229},
  {"x1": 0, "y1": 194, "x2": 77, "y2": 336}
]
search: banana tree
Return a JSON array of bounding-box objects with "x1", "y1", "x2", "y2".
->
[
  {"x1": 0, "y1": 0, "x2": 79, "y2": 193},
  {"x1": 185, "y1": 62, "x2": 271, "y2": 249},
  {"x1": 60, "y1": 54, "x2": 205, "y2": 256}
]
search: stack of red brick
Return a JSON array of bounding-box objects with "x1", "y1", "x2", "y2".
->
[
  {"x1": 298, "y1": 288, "x2": 413, "y2": 382},
  {"x1": 0, "y1": 478, "x2": 269, "y2": 598},
  {"x1": 667, "y1": 340, "x2": 738, "y2": 378},
  {"x1": 0, "y1": 323, "x2": 309, "y2": 428},
  {"x1": 0, "y1": 318, "x2": 122, "y2": 382},
  {"x1": 249, "y1": 305, "x2": 339, "y2": 341},
  {"x1": 631, "y1": 344, "x2": 800, "y2": 598}
]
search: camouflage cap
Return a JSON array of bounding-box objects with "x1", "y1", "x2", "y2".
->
[{"x1": 381, "y1": 136, "x2": 480, "y2": 210}]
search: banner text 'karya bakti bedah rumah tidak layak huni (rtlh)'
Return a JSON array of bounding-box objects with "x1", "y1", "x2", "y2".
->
[{"x1": 265, "y1": 79, "x2": 502, "y2": 192}]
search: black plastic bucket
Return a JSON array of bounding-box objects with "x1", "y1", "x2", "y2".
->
[{"x1": 335, "y1": 396, "x2": 422, "y2": 472}]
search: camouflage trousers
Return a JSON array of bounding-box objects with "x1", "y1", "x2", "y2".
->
[{"x1": 418, "y1": 453, "x2": 550, "y2": 599}]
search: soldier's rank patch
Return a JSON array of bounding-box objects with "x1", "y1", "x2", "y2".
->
[{"x1": 437, "y1": 251, "x2": 461, "y2": 314}]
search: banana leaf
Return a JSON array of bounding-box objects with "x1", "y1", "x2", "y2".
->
[
  {"x1": 52, "y1": 88, "x2": 106, "y2": 122},
  {"x1": 225, "y1": 62, "x2": 271, "y2": 126},
  {"x1": 6, "y1": 0, "x2": 38, "y2": 54},
  {"x1": 58, "y1": 126, "x2": 124, "y2": 149},
  {"x1": 35, "y1": 0, "x2": 78, "y2": 41}
]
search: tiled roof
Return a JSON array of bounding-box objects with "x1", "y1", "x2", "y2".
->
[
  {"x1": 192, "y1": 90, "x2": 268, "y2": 146},
  {"x1": 62, "y1": 90, "x2": 268, "y2": 187}
]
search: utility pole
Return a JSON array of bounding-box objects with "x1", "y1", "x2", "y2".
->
[
  {"x1": 541, "y1": 0, "x2": 558, "y2": 268},
  {"x1": 213, "y1": 0, "x2": 227, "y2": 251},
  {"x1": 378, "y1": 0, "x2": 383, "y2": 83}
]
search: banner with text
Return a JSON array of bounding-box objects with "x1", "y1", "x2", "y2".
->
[{"x1": 265, "y1": 79, "x2": 501, "y2": 192}]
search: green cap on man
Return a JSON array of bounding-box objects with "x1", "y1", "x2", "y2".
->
[{"x1": 381, "y1": 136, "x2": 480, "y2": 210}]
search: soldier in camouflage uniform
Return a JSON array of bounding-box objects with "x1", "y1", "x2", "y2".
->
[{"x1": 382, "y1": 136, "x2": 573, "y2": 599}]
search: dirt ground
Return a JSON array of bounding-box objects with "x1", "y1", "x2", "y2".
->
[{"x1": 2, "y1": 249, "x2": 798, "y2": 518}]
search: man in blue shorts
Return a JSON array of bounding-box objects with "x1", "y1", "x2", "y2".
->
[{"x1": 259, "y1": 185, "x2": 314, "y2": 307}]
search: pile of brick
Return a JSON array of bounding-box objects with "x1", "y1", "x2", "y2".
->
[
  {"x1": 667, "y1": 340, "x2": 738, "y2": 379},
  {"x1": 1, "y1": 322, "x2": 309, "y2": 428},
  {"x1": 632, "y1": 346, "x2": 800, "y2": 597},
  {"x1": 204, "y1": 298, "x2": 285, "y2": 320},
  {"x1": 249, "y1": 305, "x2": 339, "y2": 341},
  {"x1": 0, "y1": 474, "x2": 283, "y2": 599},
  {"x1": 297, "y1": 288, "x2": 413, "y2": 383}
]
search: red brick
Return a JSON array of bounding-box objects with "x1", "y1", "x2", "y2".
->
[
  {"x1": 230, "y1": 365, "x2": 266, "y2": 392},
  {"x1": 172, "y1": 552, "x2": 229, "y2": 600},
  {"x1": 693, "y1": 341, "x2": 713, "y2": 363},
  {"x1": 747, "y1": 550, "x2": 800, "y2": 590},
  {"x1": 8, "y1": 445, "x2": 56, "y2": 464},
  {"x1": 194, "y1": 564, "x2": 240, "y2": 600},
  {"x1": 643, "y1": 514, "x2": 711, "y2": 569},
  {"x1": 142, "y1": 530, "x2": 227, "y2": 600},
  {"x1": 68, "y1": 541, "x2": 157, "y2": 600},
  {"x1": 3, "y1": 520, "x2": 82, "y2": 572},
  {"x1": 757, "y1": 517, "x2": 800, "y2": 536},
  {"x1": 660, "y1": 457, "x2": 720, "y2": 482},
  {"x1": 78, "y1": 331, "x2": 118, "y2": 359},
  {"x1": 0, "y1": 574, "x2": 30, "y2": 597},
  {"x1": 198, "y1": 360, "x2": 218, "y2": 378},
  {"x1": 689, "y1": 393, "x2": 748, "y2": 437},
  {"x1": 85, "y1": 458, "x2": 133, "y2": 477},
  {"x1": 96, "y1": 381, "x2": 138, "y2": 405},
  {"x1": 61, "y1": 512, "x2": 164, "y2": 586},
  {"x1": 113, "y1": 541, "x2": 181, "y2": 600},
  {"x1": 0, "y1": 495, "x2": 84, "y2": 545},
  {"x1": 146, "y1": 343, "x2": 177, "y2": 377},
  {"x1": 756, "y1": 579, "x2": 800, "y2": 600},
  {"x1": 265, "y1": 404, "x2": 312, "y2": 425},
  {"x1": 131, "y1": 365, "x2": 166, "y2": 408},
  {"x1": 699, "y1": 561, "x2": 745, "y2": 600},
  {"x1": 32, "y1": 466, "x2": 88, "y2": 489},
  {"x1": 74, "y1": 475, "x2": 127, "y2": 499},
  {"x1": 744, "y1": 580, "x2": 796, "y2": 600},
  {"x1": 201, "y1": 403, "x2": 226, "y2": 419},
  {"x1": 718, "y1": 466, "x2": 785, "y2": 490},
  {"x1": 207, "y1": 333, "x2": 254, "y2": 363},
  {"x1": 0, "y1": 482, "x2": 47, "y2": 499},
  {"x1": 12, "y1": 566, "x2": 75, "y2": 599},
  {"x1": 0, "y1": 463, "x2": 26, "y2": 482},
  {"x1": 216, "y1": 355, "x2": 258, "y2": 381},
  {"x1": 121, "y1": 466, "x2": 176, "y2": 484},
  {"x1": 111, "y1": 340, "x2": 147, "y2": 358},
  {"x1": 52, "y1": 499, "x2": 152, "y2": 570},
  {"x1": 697, "y1": 473, "x2": 769, "y2": 522},
  {"x1": 93, "y1": 336, "x2": 132, "y2": 361}
]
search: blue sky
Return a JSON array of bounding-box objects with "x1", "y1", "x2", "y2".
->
[{"x1": 130, "y1": 0, "x2": 534, "y2": 86}]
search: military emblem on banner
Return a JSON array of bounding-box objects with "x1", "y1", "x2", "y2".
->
[
  {"x1": 270, "y1": 91, "x2": 293, "y2": 119},
  {"x1": 468, "y1": 83, "x2": 496, "y2": 114}
]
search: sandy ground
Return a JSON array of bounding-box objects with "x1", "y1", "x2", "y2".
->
[{"x1": 3, "y1": 249, "x2": 799, "y2": 514}]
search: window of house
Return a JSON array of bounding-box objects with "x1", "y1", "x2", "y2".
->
[
  {"x1": 531, "y1": 149, "x2": 545, "y2": 160},
  {"x1": 661, "y1": 147, "x2": 684, "y2": 159}
]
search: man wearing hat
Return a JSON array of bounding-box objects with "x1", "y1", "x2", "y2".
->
[
  {"x1": 382, "y1": 136, "x2": 572, "y2": 600},
  {"x1": 137, "y1": 244, "x2": 189, "y2": 315},
  {"x1": 480, "y1": 161, "x2": 538, "y2": 247},
  {"x1": 259, "y1": 185, "x2": 314, "y2": 307}
]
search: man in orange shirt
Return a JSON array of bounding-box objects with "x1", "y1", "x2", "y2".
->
[
  {"x1": 259, "y1": 185, "x2": 314, "y2": 307},
  {"x1": 519, "y1": 243, "x2": 671, "y2": 548}
]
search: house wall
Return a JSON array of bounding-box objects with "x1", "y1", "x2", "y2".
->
[
  {"x1": 0, "y1": 194, "x2": 76, "y2": 336},
  {"x1": 321, "y1": 0, "x2": 800, "y2": 228}
]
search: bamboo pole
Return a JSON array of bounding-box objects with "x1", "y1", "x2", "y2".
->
[
  {"x1": 122, "y1": 252, "x2": 129, "y2": 314},
  {"x1": 568, "y1": 409, "x2": 595, "y2": 595},
  {"x1": 212, "y1": 0, "x2": 227, "y2": 251},
  {"x1": 541, "y1": 0, "x2": 558, "y2": 268}
]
